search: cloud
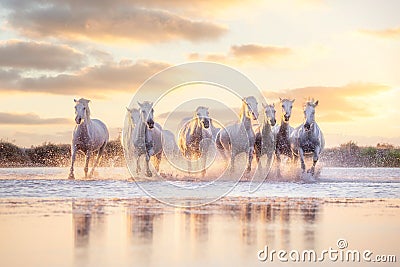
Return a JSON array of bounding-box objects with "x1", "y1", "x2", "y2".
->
[
  {"x1": 2, "y1": 0, "x2": 227, "y2": 43},
  {"x1": 0, "y1": 60, "x2": 170, "y2": 96},
  {"x1": 264, "y1": 83, "x2": 392, "y2": 123},
  {"x1": 0, "y1": 112, "x2": 71, "y2": 125},
  {"x1": 0, "y1": 40, "x2": 85, "y2": 71},
  {"x1": 188, "y1": 44, "x2": 292, "y2": 64},
  {"x1": 359, "y1": 27, "x2": 400, "y2": 39}
]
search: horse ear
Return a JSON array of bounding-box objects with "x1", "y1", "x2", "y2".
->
[
  {"x1": 272, "y1": 103, "x2": 275, "y2": 107},
  {"x1": 315, "y1": 100, "x2": 319, "y2": 106},
  {"x1": 126, "y1": 107, "x2": 132, "y2": 112},
  {"x1": 279, "y1": 97, "x2": 282, "y2": 102},
  {"x1": 74, "y1": 99, "x2": 77, "y2": 103},
  {"x1": 137, "y1": 101, "x2": 142, "y2": 108},
  {"x1": 292, "y1": 98, "x2": 296, "y2": 103},
  {"x1": 262, "y1": 103, "x2": 267, "y2": 108}
]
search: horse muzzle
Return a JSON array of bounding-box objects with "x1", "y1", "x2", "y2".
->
[
  {"x1": 304, "y1": 123, "x2": 311, "y2": 131},
  {"x1": 270, "y1": 119, "x2": 276, "y2": 126},
  {"x1": 284, "y1": 115, "x2": 290, "y2": 122},
  {"x1": 75, "y1": 117, "x2": 82, "y2": 124},
  {"x1": 202, "y1": 119, "x2": 210, "y2": 129},
  {"x1": 147, "y1": 121, "x2": 154, "y2": 129}
]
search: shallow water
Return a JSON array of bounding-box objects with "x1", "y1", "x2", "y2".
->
[
  {"x1": 0, "y1": 167, "x2": 399, "y2": 266},
  {"x1": 0, "y1": 167, "x2": 399, "y2": 199}
]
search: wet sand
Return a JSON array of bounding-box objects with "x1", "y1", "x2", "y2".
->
[{"x1": 0, "y1": 197, "x2": 399, "y2": 266}]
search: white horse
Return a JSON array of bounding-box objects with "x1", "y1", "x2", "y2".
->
[
  {"x1": 275, "y1": 98, "x2": 295, "y2": 177},
  {"x1": 126, "y1": 106, "x2": 179, "y2": 164},
  {"x1": 128, "y1": 101, "x2": 163, "y2": 177},
  {"x1": 216, "y1": 96, "x2": 259, "y2": 174},
  {"x1": 69, "y1": 98, "x2": 109, "y2": 179},
  {"x1": 255, "y1": 103, "x2": 277, "y2": 171},
  {"x1": 178, "y1": 106, "x2": 212, "y2": 177},
  {"x1": 291, "y1": 99, "x2": 325, "y2": 175}
]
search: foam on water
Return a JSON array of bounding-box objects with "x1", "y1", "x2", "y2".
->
[{"x1": 0, "y1": 167, "x2": 399, "y2": 199}]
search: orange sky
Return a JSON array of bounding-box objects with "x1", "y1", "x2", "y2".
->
[{"x1": 0, "y1": 0, "x2": 399, "y2": 147}]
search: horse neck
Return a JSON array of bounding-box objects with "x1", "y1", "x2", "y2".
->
[
  {"x1": 135, "y1": 117, "x2": 148, "y2": 141},
  {"x1": 279, "y1": 118, "x2": 289, "y2": 133},
  {"x1": 190, "y1": 117, "x2": 203, "y2": 137},
  {"x1": 78, "y1": 112, "x2": 93, "y2": 139},
  {"x1": 262, "y1": 119, "x2": 272, "y2": 134},
  {"x1": 240, "y1": 105, "x2": 252, "y2": 130}
]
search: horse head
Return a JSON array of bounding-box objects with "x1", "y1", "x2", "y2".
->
[
  {"x1": 138, "y1": 101, "x2": 155, "y2": 129},
  {"x1": 195, "y1": 106, "x2": 210, "y2": 129},
  {"x1": 279, "y1": 97, "x2": 295, "y2": 122},
  {"x1": 304, "y1": 99, "x2": 318, "y2": 131},
  {"x1": 262, "y1": 102, "x2": 276, "y2": 126},
  {"x1": 126, "y1": 107, "x2": 140, "y2": 125},
  {"x1": 243, "y1": 96, "x2": 259, "y2": 120},
  {"x1": 74, "y1": 98, "x2": 90, "y2": 125}
]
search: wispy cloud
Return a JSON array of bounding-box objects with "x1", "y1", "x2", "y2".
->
[
  {"x1": 0, "y1": 60, "x2": 170, "y2": 96},
  {"x1": 1, "y1": 0, "x2": 227, "y2": 43},
  {"x1": 264, "y1": 83, "x2": 391, "y2": 123},
  {"x1": 188, "y1": 44, "x2": 292, "y2": 64},
  {"x1": 0, "y1": 40, "x2": 85, "y2": 71},
  {"x1": 359, "y1": 27, "x2": 400, "y2": 39},
  {"x1": 0, "y1": 112, "x2": 71, "y2": 125}
]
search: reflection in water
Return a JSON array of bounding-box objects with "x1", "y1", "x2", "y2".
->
[
  {"x1": 73, "y1": 200, "x2": 106, "y2": 247},
  {"x1": 2, "y1": 197, "x2": 398, "y2": 267},
  {"x1": 68, "y1": 198, "x2": 323, "y2": 266},
  {"x1": 127, "y1": 208, "x2": 159, "y2": 243},
  {"x1": 183, "y1": 208, "x2": 209, "y2": 242}
]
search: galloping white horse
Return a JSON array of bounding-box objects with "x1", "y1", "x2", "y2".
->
[
  {"x1": 217, "y1": 96, "x2": 259, "y2": 173},
  {"x1": 127, "y1": 102, "x2": 163, "y2": 177},
  {"x1": 178, "y1": 106, "x2": 212, "y2": 177},
  {"x1": 69, "y1": 98, "x2": 109, "y2": 179},
  {"x1": 255, "y1": 103, "x2": 277, "y2": 171},
  {"x1": 275, "y1": 98, "x2": 295, "y2": 177},
  {"x1": 291, "y1": 99, "x2": 325, "y2": 175}
]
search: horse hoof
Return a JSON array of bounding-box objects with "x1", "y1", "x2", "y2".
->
[
  {"x1": 145, "y1": 171, "x2": 152, "y2": 177},
  {"x1": 68, "y1": 174, "x2": 75, "y2": 180}
]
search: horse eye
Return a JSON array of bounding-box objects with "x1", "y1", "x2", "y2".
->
[
  {"x1": 282, "y1": 105, "x2": 284, "y2": 108},
  {"x1": 290, "y1": 106, "x2": 292, "y2": 109}
]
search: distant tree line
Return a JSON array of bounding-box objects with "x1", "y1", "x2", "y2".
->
[
  {"x1": 321, "y1": 141, "x2": 400, "y2": 167},
  {"x1": 0, "y1": 139, "x2": 399, "y2": 168},
  {"x1": 0, "y1": 138, "x2": 124, "y2": 167}
]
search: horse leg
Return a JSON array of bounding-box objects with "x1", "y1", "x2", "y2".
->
[
  {"x1": 246, "y1": 147, "x2": 254, "y2": 173},
  {"x1": 136, "y1": 155, "x2": 141, "y2": 174},
  {"x1": 153, "y1": 152, "x2": 162, "y2": 173},
  {"x1": 68, "y1": 146, "x2": 77, "y2": 179},
  {"x1": 201, "y1": 149, "x2": 207, "y2": 178},
  {"x1": 310, "y1": 146, "x2": 320, "y2": 176},
  {"x1": 89, "y1": 142, "x2": 106, "y2": 178},
  {"x1": 230, "y1": 152, "x2": 235, "y2": 173},
  {"x1": 84, "y1": 152, "x2": 90, "y2": 178},
  {"x1": 145, "y1": 152, "x2": 152, "y2": 177},
  {"x1": 299, "y1": 148, "x2": 306, "y2": 173},
  {"x1": 275, "y1": 151, "x2": 282, "y2": 178}
]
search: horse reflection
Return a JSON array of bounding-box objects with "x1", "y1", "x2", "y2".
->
[
  {"x1": 127, "y1": 209, "x2": 159, "y2": 243},
  {"x1": 184, "y1": 210, "x2": 209, "y2": 242},
  {"x1": 72, "y1": 200, "x2": 105, "y2": 248}
]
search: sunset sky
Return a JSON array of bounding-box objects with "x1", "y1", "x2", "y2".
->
[{"x1": 0, "y1": 0, "x2": 399, "y2": 147}]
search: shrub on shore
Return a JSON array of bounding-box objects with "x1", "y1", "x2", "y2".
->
[{"x1": 0, "y1": 140, "x2": 399, "y2": 168}]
